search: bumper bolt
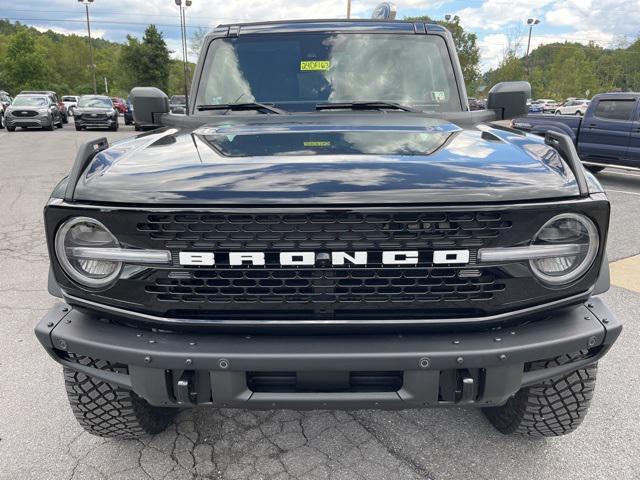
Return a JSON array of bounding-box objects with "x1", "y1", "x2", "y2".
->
[
  {"x1": 584, "y1": 316, "x2": 591, "y2": 321},
  {"x1": 602, "y1": 318, "x2": 609, "y2": 324},
  {"x1": 185, "y1": 358, "x2": 193, "y2": 366},
  {"x1": 58, "y1": 340, "x2": 67, "y2": 350},
  {"x1": 144, "y1": 356, "x2": 152, "y2": 363},
  {"x1": 189, "y1": 341, "x2": 197, "y2": 346},
  {"x1": 452, "y1": 340, "x2": 460, "y2": 345},
  {"x1": 62, "y1": 307, "x2": 69, "y2": 312},
  {"x1": 418, "y1": 357, "x2": 431, "y2": 369},
  {"x1": 588, "y1": 336, "x2": 597, "y2": 347},
  {"x1": 46, "y1": 322, "x2": 54, "y2": 327},
  {"x1": 587, "y1": 303, "x2": 594, "y2": 308},
  {"x1": 149, "y1": 340, "x2": 156, "y2": 344},
  {"x1": 456, "y1": 356, "x2": 464, "y2": 365},
  {"x1": 136, "y1": 333, "x2": 143, "y2": 337},
  {"x1": 494, "y1": 337, "x2": 502, "y2": 343},
  {"x1": 218, "y1": 359, "x2": 229, "y2": 369},
  {"x1": 499, "y1": 354, "x2": 507, "y2": 361}
]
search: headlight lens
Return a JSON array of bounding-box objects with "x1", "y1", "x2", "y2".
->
[
  {"x1": 55, "y1": 217, "x2": 121, "y2": 288},
  {"x1": 530, "y1": 213, "x2": 599, "y2": 285}
]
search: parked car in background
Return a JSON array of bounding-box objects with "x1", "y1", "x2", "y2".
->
[
  {"x1": 169, "y1": 94, "x2": 187, "y2": 114},
  {"x1": 555, "y1": 99, "x2": 590, "y2": 116},
  {"x1": 0, "y1": 90, "x2": 12, "y2": 110},
  {"x1": 74, "y1": 95, "x2": 119, "y2": 131},
  {"x1": 123, "y1": 96, "x2": 134, "y2": 126},
  {"x1": 61, "y1": 95, "x2": 79, "y2": 116},
  {"x1": 0, "y1": 101, "x2": 4, "y2": 129},
  {"x1": 111, "y1": 97, "x2": 127, "y2": 114},
  {"x1": 467, "y1": 97, "x2": 485, "y2": 110},
  {"x1": 528, "y1": 100, "x2": 544, "y2": 113},
  {"x1": 537, "y1": 99, "x2": 559, "y2": 113},
  {"x1": 20, "y1": 90, "x2": 68, "y2": 123},
  {"x1": 513, "y1": 92, "x2": 640, "y2": 172},
  {"x1": 5, "y1": 93, "x2": 64, "y2": 131}
]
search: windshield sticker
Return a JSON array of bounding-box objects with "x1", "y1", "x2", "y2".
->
[
  {"x1": 432, "y1": 91, "x2": 446, "y2": 101},
  {"x1": 300, "y1": 61, "x2": 331, "y2": 71},
  {"x1": 303, "y1": 141, "x2": 331, "y2": 147}
]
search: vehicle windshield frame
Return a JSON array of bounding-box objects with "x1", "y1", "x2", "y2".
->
[{"x1": 194, "y1": 32, "x2": 464, "y2": 114}]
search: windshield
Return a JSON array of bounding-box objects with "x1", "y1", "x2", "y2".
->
[
  {"x1": 12, "y1": 96, "x2": 49, "y2": 107},
  {"x1": 78, "y1": 97, "x2": 112, "y2": 108},
  {"x1": 62, "y1": 96, "x2": 76, "y2": 102},
  {"x1": 196, "y1": 33, "x2": 461, "y2": 112}
]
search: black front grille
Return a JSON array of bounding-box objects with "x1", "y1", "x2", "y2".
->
[
  {"x1": 146, "y1": 267, "x2": 504, "y2": 305},
  {"x1": 12, "y1": 110, "x2": 38, "y2": 117},
  {"x1": 50, "y1": 205, "x2": 605, "y2": 322},
  {"x1": 137, "y1": 211, "x2": 512, "y2": 250}
]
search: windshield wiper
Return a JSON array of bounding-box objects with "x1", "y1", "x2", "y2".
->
[
  {"x1": 197, "y1": 102, "x2": 286, "y2": 114},
  {"x1": 315, "y1": 101, "x2": 420, "y2": 113}
]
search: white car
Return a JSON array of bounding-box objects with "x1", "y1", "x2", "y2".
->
[
  {"x1": 555, "y1": 99, "x2": 590, "y2": 116},
  {"x1": 61, "y1": 95, "x2": 79, "y2": 116},
  {"x1": 537, "y1": 99, "x2": 559, "y2": 113}
]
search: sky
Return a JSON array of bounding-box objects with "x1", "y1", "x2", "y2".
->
[{"x1": 1, "y1": 0, "x2": 639, "y2": 71}]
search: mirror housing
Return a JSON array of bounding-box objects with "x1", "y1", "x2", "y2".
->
[
  {"x1": 487, "y1": 81, "x2": 531, "y2": 120},
  {"x1": 130, "y1": 87, "x2": 169, "y2": 130}
]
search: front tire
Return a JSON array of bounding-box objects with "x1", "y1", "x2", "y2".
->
[
  {"x1": 555, "y1": 110, "x2": 561, "y2": 115},
  {"x1": 483, "y1": 352, "x2": 597, "y2": 437},
  {"x1": 64, "y1": 358, "x2": 176, "y2": 438}
]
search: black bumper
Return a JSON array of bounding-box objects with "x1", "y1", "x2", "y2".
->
[{"x1": 35, "y1": 299, "x2": 621, "y2": 410}]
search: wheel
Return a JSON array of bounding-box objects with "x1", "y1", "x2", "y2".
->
[
  {"x1": 134, "y1": 124, "x2": 141, "y2": 131},
  {"x1": 75, "y1": 124, "x2": 83, "y2": 131},
  {"x1": 586, "y1": 165, "x2": 605, "y2": 174},
  {"x1": 555, "y1": 110, "x2": 561, "y2": 115},
  {"x1": 56, "y1": 116, "x2": 64, "y2": 129},
  {"x1": 0, "y1": 113, "x2": 4, "y2": 129},
  {"x1": 64, "y1": 357, "x2": 176, "y2": 438},
  {"x1": 575, "y1": 111, "x2": 582, "y2": 116},
  {"x1": 6, "y1": 125, "x2": 15, "y2": 132},
  {"x1": 62, "y1": 113, "x2": 69, "y2": 124},
  {"x1": 68, "y1": 107, "x2": 75, "y2": 117},
  {"x1": 483, "y1": 352, "x2": 597, "y2": 437},
  {"x1": 45, "y1": 117, "x2": 55, "y2": 131},
  {"x1": 110, "y1": 121, "x2": 119, "y2": 131}
]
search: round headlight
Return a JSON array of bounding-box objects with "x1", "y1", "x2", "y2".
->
[
  {"x1": 55, "y1": 217, "x2": 122, "y2": 288},
  {"x1": 530, "y1": 213, "x2": 599, "y2": 285}
]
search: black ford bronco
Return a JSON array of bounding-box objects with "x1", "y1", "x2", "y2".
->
[{"x1": 36, "y1": 19, "x2": 621, "y2": 438}]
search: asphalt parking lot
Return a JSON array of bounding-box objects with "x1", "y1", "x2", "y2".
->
[{"x1": 0, "y1": 119, "x2": 639, "y2": 480}]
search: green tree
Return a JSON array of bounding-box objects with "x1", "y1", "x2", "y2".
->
[
  {"x1": 405, "y1": 15, "x2": 481, "y2": 92},
  {"x1": 119, "y1": 25, "x2": 171, "y2": 92},
  {"x1": 189, "y1": 26, "x2": 208, "y2": 59},
  {"x1": 1, "y1": 29, "x2": 49, "y2": 91}
]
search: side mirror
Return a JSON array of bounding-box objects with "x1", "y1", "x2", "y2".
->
[
  {"x1": 487, "y1": 81, "x2": 531, "y2": 120},
  {"x1": 130, "y1": 87, "x2": 169, "y2": 130}
]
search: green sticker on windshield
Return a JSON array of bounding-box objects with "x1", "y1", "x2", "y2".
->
[
  {"x1": 304, "y1": 141, "x2": 331, "y2": 147},
  {"x1": 300, "y1": 61, "x2": 330, "y2": 71}
]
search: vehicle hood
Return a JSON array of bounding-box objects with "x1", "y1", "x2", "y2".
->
[{"x1": 73, "y1": 114, "x2": 580, "y2": 205}]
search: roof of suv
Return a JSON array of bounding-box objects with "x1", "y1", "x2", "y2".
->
[{"x1": 213, "y1": 19, "x2": 447, "y2": 35}]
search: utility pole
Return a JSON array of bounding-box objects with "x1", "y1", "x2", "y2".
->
[
  {"x1": 526, "y1": 18, "x2": 540, "y2": 77},
  {"x1": 175, "y1": 0, "x2": 192, "y2": 114},
  {"x1": 78, "y1": 0, "x2": 97, "y2": 94},
  {"x1": 347, "y1": 0, "x2": 351, "y2": 19}
]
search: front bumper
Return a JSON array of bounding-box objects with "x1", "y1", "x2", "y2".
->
[
  {"x1": 6, "y1": 116, "x2": 50, "y2": 127},
  {"x1": 35, "y1": 298, "x2": 621, "y2": 410},
  {"x1": 75, "y1": 117, "x2": 116, "y2": 128}
]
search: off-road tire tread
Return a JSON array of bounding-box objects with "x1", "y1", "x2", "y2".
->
[
  {"x1": 483, "y1": 351, "x2": 597, "y2": 437},
  {"x1": 63, "y1": 357, "x2": 176, "y2": 438}
]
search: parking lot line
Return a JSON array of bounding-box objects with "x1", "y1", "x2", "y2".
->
[{"x1": 610, "y1": 255, "x2": 640, "y2": 293}]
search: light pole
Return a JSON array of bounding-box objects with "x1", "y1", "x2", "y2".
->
[
  {"x1": 347, "y1": 0, "x2": 351, "y2": 19},
  {"x1": 78, "y1": 0, "x2": 97, "y2": 94},
  {"x1": 526, "y1": 18, "x2": 540, "y2": 76},
  {"x1": 175, "y1": 0, "x2": 192, "y2": 114}
]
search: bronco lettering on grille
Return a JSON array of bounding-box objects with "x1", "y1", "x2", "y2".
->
[{"x1": 178, "y1": 250, "x2": 471, "y2": 267}]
